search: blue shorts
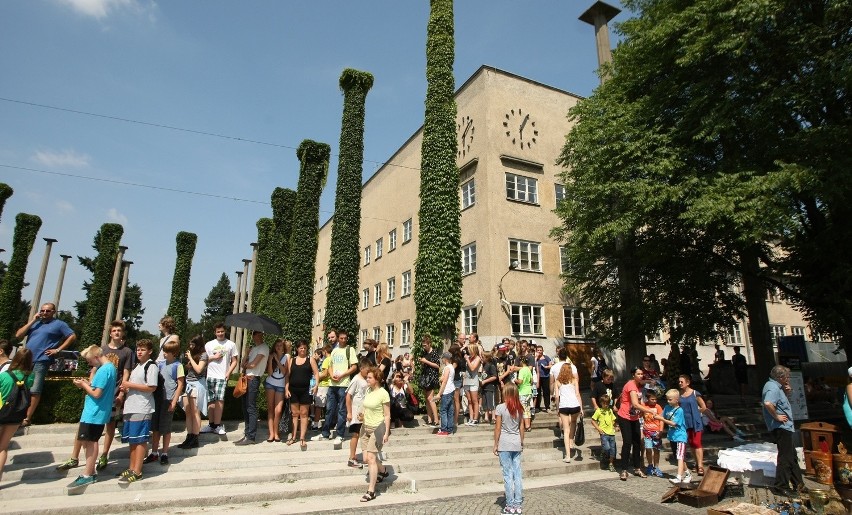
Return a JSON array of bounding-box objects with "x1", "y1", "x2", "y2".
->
[
  {"x1": 264, "y1": 381, "x2": 285, "y2": 393},
  {"x1": 121, "y1": 414, "x2": 151, "y2": 445},
  {"x1": 31, "y1": 361, "x2": 50, "y2": 395}
]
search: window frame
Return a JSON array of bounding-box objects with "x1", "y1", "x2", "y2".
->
[
  {"x1": 462, "y1": 242, "x2": 477, "y2": 276},
  {"x1": 387, "y1": 277, "x2": 396, "y2": 302},
  {"x1": 461, "y1": 178, "x2": 476, "y2": 210},
  {"x1": 508, "y1": 239, "x2": 542, "y2": 272},
  {"x1": 511, "y1": 304, "x2": 544, "y2": 336},
  {"x1": 403, "y1": 219, "x2": 413, "y2": 243},
  {"x1": 402, "y1": 270, "x2": 412, "y2": 297},
  {"x1": 505, "y1": 172, "x2": 539, "y2": 204}
]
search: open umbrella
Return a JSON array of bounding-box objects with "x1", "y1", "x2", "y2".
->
[{"x1": 224, "y1": 312, "x2": 282, "y2": 335}]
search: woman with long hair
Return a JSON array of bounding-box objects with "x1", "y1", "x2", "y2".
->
[
  {"x1": 178, "y1": 336, "x2": 208, "y2": 449},
  {"x1": 359, "y1": 366, "x2": 391, "y2": 502},
  {"x1": 388, "y1": 372, "x2": 414, "y2": 428},
  {"x1": 555, "y1": 360, "x2": 582, "y2": 462},
  {"x1": 375, "y1": 343, "x2": 392, "y2": 387},
  {"x1": 449, "y1": 344, "x2": 465, "y2": 427},
  {"x1": 617, "y1": 367, "x2": 657, "y2": 480},
  {"x1": 286, "y1": 340, "x2": 318, "y2": 449},
  {"x1": 494, "y1": 382, "x2": 525, "y2": 514},
  {"x1": 464, "y1": 344, "x2": 482, "y2": 425},
  {"x1": 417, "y1": 336, "x2": 441, "y2": 427},
  {"x1": 677, "y1": 374, "x2": 708, "y2": 475},
  {"x1": 265, "y1": 339, "x2": 289, "y2": 443},
  {"x1": 0, "y1": 348, "x2": 33, "y2": 481}
]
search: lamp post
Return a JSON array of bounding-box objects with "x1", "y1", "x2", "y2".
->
[
  {"x1": 53, "y1": 254, "x2": 72, "y2": 311},
  {"x1": 498, "y1": 261, "x2": 520, "y2": 335},
  {"x1": 28, "y1": 238, "x2": 58, "y2": 320},
  {"x1": 101, "y1": 246, "x2": 127, "y2": 344}
]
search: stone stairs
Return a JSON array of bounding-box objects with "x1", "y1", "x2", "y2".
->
[{"x1": 0, "y1": 412, "x2": 606, "y2": 514}]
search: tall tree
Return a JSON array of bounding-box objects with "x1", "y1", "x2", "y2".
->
[
  {"x1": 167, "y1": 231, "x2": 197, "y2": 344},
  {"x1": 281, "y1": 140, "x2": 330, "y2": 343},
  {"x1": 0, "y1": 213, "x2": 41, "y2": 340},
  {"x1": 0, "y1": 183, "x2": 12, "y2": 225},
  {"x1": 79, "y1": 223, "x2": 123, "y2": 345},
  {"x1": 200, "y1": 272, "x2": 234, "y2": 336},
  {"x1": 264, "y1": 187, "x2": 296, "y2": 324},
  {"x1": 324, "y1": 68, "x2": 374, "y2": 338},
  {"x1": 252, "y1": 217, "x2": 274, "y2": 314},
  {"x1": 414, "y1": 0, "x2": 462, "y2": 358},
  {"x1": 74, "y1": 257, "x2": 144, "y2": 339}
]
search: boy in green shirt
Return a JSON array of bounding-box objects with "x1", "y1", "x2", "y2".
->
[{"x1": 515, "y1": 356, "x2": 534, "y2": 432}]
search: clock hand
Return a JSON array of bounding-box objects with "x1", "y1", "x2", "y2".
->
[
  {"x1": 462, "y1": 120, "x2": 472, "y2": 142},
  {"x1": 519, "y1": 114, "x2": 529, "y2": 140}
]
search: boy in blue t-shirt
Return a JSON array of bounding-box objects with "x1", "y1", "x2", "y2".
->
[
  {"x1": 67, "y1": 345, "x2": 117, "y2": 489},
  {"x1": 658, "y1": 389, "x2": 690, "y2": 484}
]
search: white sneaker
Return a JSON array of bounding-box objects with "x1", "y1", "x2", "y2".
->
[
  {"x1": 669, "y1": 475, "x2": 682, "y2": 484},
  {"x1": 332, "y1": 436, "x2": 343, "y2": 445},
  {"x1": 733, "y1": 435, "x2": 745, "y2": 443},
  {"x1": 310, "y1": 434, "x2": 327, "y2": 441},
  {"x1": 200, "y1": 424, "x2": 215, "y2": 434},
  {"x1": 216, "y1": 426, "x2": 226, "y2": 435},
  {"x1": 683, "y1": 472, "x2": 693, "y2": 483}
]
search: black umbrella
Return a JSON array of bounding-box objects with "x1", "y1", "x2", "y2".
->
[{"x1": 224, "y1": 312, "x2": 282, "y2": 335}]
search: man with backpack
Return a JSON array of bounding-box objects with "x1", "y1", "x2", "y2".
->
[
  {"x1": 313, "y1": 330, "x2": 358, "y2": 444},
  {"x1": 15, "y1": 303, "x2": 76, "y2": 427}
]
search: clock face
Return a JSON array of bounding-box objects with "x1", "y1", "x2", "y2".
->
[
  {"x1": 457, "y1": 115, "x2": 474, "y2": 159},
  {"x1": 503, "y1": 108, "x2": 538, "y2": 150}
]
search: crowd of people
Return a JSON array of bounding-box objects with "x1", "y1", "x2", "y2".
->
[{"x1": 0, "y1": 307, "x2": 819, "y2": 510}]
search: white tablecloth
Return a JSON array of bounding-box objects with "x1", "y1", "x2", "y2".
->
[{"x1": 716, "y1": 442, "x2": 805, "y2": 480}]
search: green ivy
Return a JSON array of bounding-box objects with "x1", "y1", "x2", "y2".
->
[
  {"x1": 252, "y1": 217, "x2": 274, "y2": 313},
  {"x1": 0, "y1": 213, "x2": 41, "y2": 340},
  {"x1": 264, "y1": 188, "x2": 296, "y2": 326},
  {"x1": 324, "y1": 68, "x2": 374, "y2": 338},
  {"x1": 0, "y1": 183, "x2": 12, "y2": 225},
  {"x1": 80, "y1": 224, "x2": 124, "y2": 346},
  {"x1": 414, "y1": 0, "x2": 462, "y2": 365},
  {"x1": 281, "y1": 140, "x2": 329, "y2": 343},
  {"x1": 168, "y1": 231, "x2": 197, "y2": 345}
]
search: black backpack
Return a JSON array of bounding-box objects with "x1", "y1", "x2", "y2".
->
[
  {"x1": 143, "y1": 360, "x2": 166, "y2": 400},
  {"x1": 0, "y1": 371, "x2": 31, "y2": 423}
]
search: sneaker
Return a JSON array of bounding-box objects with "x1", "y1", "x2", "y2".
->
[
  {"x1": 464, "y1": 420, "x2": 473, "y2": 426},
  {"x1": 234, "y1": 438, "x2": 256, "y2": 446},
  {"x1": 471, "y1": 419, "x2": 479, "y2": 425},
  {"x1": 669, "y1": 475, "x2": 683, "y2": 484},
  {"x1": 654, "y1": 466, "x2": 664, "y2": 478},
  {"x1": 332, "y1": 436, "x2": 343, "y2": 445},
  {"x1": 683, "y1": 472, "x2": 693, "y2": 483},
  {"x1": 310, "y1": 434, "x2": 328, "y2": 441},
  {"x1": 646, "y1": 464, "x2": 655, "y2": 475},
  {"x1": 348, "y1": 459, "x2": 363, "y2": 468},
  {"x1": 116, "y1": 468, "x2": 134, "y2": 478},
  {"x1": 200, "y1": 424, "x2": 215, "y2": 434},
  {"x1": 96, "y1": 454, "x2": 108, "y2": 471},
  {"x1": 56, "y1": 458, "x2": 79, "y2": 471},
  {"x1": 143, "y1": 453, "x2": 159, "y2": 464},
  {"x1": 733, "y1": 435, "x2": 746, "y2": 443},
  {"x1": 67, "y1": 475, "x2": 97, "y2": 488},
  {"x1": 216, "y1": 425, "x2": 227, "y2": 435},
  {"x1": 608, "y1": 463, "x2": 617, "y2": 472},
  {"x1": 118, "y1": 470, "x2": 142, "y2": 483},
  {"x1": 436, "y1": 431, "x2": 449, "y2": 436},
  {"x1": 159, "y1": 454, "x2": 169, "y2": 465}
]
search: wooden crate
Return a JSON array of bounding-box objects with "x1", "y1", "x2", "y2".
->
[{"x1": 677, "y1": 466, "x2": 730, "y2": 508}]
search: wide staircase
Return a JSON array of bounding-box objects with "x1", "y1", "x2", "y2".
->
[{"x1": 0, "y1": 409, "x2": 606, "y2": 514}]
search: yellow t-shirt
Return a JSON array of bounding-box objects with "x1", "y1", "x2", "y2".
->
[
  {"x1": 362, "y1": 387, "x2": 390, "y2": 428},
  {"x1": 329, "y1": 346, "x2": 358, "y2": 388},
  {"x1": 318, "y1": 356, "x2": 332, "y2": 387},
  {"x1": 592, "y1": 407, "x2": 617, "y2": 436}
]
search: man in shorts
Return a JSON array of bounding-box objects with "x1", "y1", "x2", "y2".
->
[
  {"x1": 15, "y1": 302, "x2": 76, "y2": 426},
  {"x1": 202, "y1": 323, "x2": 238, "y2": 435}
]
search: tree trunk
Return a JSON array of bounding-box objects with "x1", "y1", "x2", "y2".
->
[
  {"x1": 740, "y1": 246, "x2": 774, "y2": 382},
  {"x1": 618, "y1": 234, "x2": 647, "y2": 369}
]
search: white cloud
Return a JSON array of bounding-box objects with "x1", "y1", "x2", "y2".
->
[
  {"x1": 31, "y1": 149, "x2": 90, "y2": 169},
  {"x1": 106, "y1": 208, "x2": 128, "y2": 225},
  {"x1": 55, "y1": 0, "x2": 147, "y2": 20},
  {"x1": 55, "y1": 200, "x2": 75, "y2": 215}
]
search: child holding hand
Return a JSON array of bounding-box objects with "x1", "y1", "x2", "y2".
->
[{"x1": 657, "y1": 389, "x2": 690, "y2": 484}]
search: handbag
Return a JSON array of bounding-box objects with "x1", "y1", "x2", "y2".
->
[
  {"x1": 233, "y1": 374, "x2": 248, "y2": 398},
  {"x1": 573, "y1": 414, "x2": 586, "y2": 446}
]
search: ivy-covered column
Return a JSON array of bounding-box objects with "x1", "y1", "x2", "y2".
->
[
  {"x1": 414, "y1": 0, "x2": 462, "y2": 360},
  {"x1": 265, "y1": 187, "x2": 296, "y2": 325},
  {"x1": 0, "y1": 183, "x2": 13, "y2": 224},
  {"x1": 0, "y1": 213, "x2": 42, "y2": 340},
  {"x1": 324, "y1": 68, "x2": 374, "y2": 338},
  {"x1": 252, "y1": 217, "x2": 274, "y2": 313},
  {"x1": 80, "y1": 223, "x2": 124, "y2": 345},
  {"x1": 281, "y1": 140, "x2": 330, "y2": 343},
  {"x1": 167, "y1": 231, "x2": 197, "y2": 344}
]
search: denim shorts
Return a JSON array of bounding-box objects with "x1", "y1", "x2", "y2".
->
[
  {"x1": 264, "y1": 381, "x2": 285, "y2": 393},
  {"x1": 31, "y1": 361, "x2": 50, "y2": 395}
]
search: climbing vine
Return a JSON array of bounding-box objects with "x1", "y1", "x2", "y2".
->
[
  {"x1": 0, "y1": 213, "x2": 41, "y2": 340},
  {"x1": 167, "y1": 231, "x2": 197, "y2": 345},
  {"x1": 80, "y1": 223, "x2": 124, "y2": 345}
]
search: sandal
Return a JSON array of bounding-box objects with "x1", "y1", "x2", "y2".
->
[
  {"x1": 20, "y1": 419, "x2": 31, "y2": 428},
  {"x1": 286, "y1": 438, "x2": 296, "y2": 446},
  {"x1": 634, "y1": 468, "x2": 647, "y2": 478},
  {"x1": 620, "y1": 470, "x2": 628, "y2": 481},
  {"x1": 360, "y1": 491, "x2": 376, "y2": 502},
  {"x1": 376, "y1": 469, "x2": 390, "y2": 483},
  {"x1": 300, "y1": 440, "x2": 307, "y2": 450},
  {"x1": 697, "y1": 467, "x2": 705, "y2": 476}
]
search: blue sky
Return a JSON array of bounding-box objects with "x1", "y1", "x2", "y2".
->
[{"x1": 0, "y1": 0, "x2": 625, "y2": 335}]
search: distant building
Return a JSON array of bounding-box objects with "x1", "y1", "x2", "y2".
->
[{"x1": 311, "y1": 66, "x2": 832, "y2": 380}]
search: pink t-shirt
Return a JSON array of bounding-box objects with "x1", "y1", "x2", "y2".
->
[{"x1": 618, "y1": 380, "x2": 641, "y2": 421}]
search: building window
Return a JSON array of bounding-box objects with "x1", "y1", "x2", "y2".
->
[
  {"x1": 386, "y1": 324, "x2": 395, "y2": 347},
  {"x1": 362, "y1": 288, "x2": 369, "y2": 310},
  {"x1": 559, "y1": 246, "x2": 568, "y2": 274},
  {"x1": 462, "y1": 243, "x2": 477, "y2": 275},
  {"x1": 374, "y1": 283, "x2": 382, "y2": 306},
  {"x1": 511, "y1": 304, "x2": 544, "y2": 335},
  {"x1": 463, "y1": 306, "x2": 478, "y2": 335},
  {"x1": 402, "y1": 270, "x2": 412, "y2": 297},
  {"x1": 375, "y1": 238, "x2": 383, "y2": 260},
  {"x1": 725, "y1": 323, "x2": 744, "y2": 346},
  {"x1": 401, "y1": 320, "x2": 411, "y2": 346},
  {"x1": 389, "y1": 229, "x2": 397, "y2": 251},
  {"x1": 361, "y1": 329, "x2": 368, "y2": 345},
  {"x1": 509, "y1": 239, "x2": 541, "y2": 272},
  {"x1": 403, "y1": 219, "x2": 413, "y2": 243},
  {"x1": 791, "y1": 326, "x2": 806, "y2": 337},
  {"x1": 461, "y1": 179, "x2": 476, "y2": 209},
  {"x1": 364, "y1": 246, "x2": 371, "y2": 266},
  {"x1": 766, "y1": 286, "x2": 780, "y2": 303},
  {"x1": 770, "y1": 324, "x2": 786, "y2": 344},
  {"x1": 646, "y1": 329, "x2": 664, "y2": 344},
  {"x1": 505, "y1": 173, "x2": 538, "y2": 204},
  {"x1": 563, "y1": 307, "x2": 588, "y2": 338},
  {"x1": 373, "y1": 326, "x2": 381, "y2": 342},
  {"x1": 555, "y1": 183, "x2": 566, "y2": 203},
  {"x1": 810, "y1": 328, "x2": 833, "y2": 343},
  {"x1": 387, "y1": 277, "x2": 396, "y2": 302}
]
